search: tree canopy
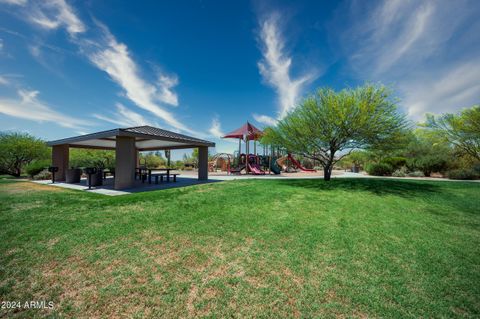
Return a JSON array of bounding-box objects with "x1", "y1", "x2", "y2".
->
[
  {"x1": 425, "y1": 105, "x2": 480, "y2": 161},
  {"x1": 263, "y1": 84, "x2": 409, "y2": 180},
  {"x1": 0, "y1": 132, "x2": 49, "y2": 177}
]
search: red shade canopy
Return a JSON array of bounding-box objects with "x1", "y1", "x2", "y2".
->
[{"x1": 223, "y1": 122, "x2": 263, "y2": 140}]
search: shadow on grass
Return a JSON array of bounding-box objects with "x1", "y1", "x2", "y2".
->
[{"x1": 271, "y1": 178, "x2": 443, "y2": 198}]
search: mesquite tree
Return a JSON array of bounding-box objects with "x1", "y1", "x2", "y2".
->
[
  {"x1": 0, "y1": 132, "x2": 49, "y2": 177},
  {"x1": 425, "y1": 105, "x2": 480, "y2": 161},
  {"x1": 264, "y1": 85, "x2": 408, "y2": 180}
]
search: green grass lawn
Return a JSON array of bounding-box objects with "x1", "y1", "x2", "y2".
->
[{"x1": 1, "y1": 178, "x2": 479, "y2": 318}]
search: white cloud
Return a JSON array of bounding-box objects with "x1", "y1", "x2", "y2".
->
[
  {"x1": 344, "y1": 1, "x2": 438, "y2": 77},
  {"x1": 28, "y1": 0, "x2": 86, "y2": 36},
  {"x1": 93, "y1": 103, "x2": 158, "y2": 127},
  {"x1": 0, "y1": 76, "x2": 8, "y2": 85},
  {"x1": 208, "y1": 116, "x2": 224, "y2": 138},
  {"x1": 0, "y1": 89, "x2": 89, "y2": 129},
  {"x1": 257, "y1": 14, "x2": 317, "y2": 119},
  {"x1": 81, "y1": 22, "x2": 196, "y2": 134},
  {"x1": 4, "y1": 1, "x2": 207, "y2": 137},
  {"x1": 0, "y1": 0, "x2": 27, "y2": 5},
  {"x1": 0, "y1": 38, "x2": 3, "y2": 51},
  {"x1": 157, "y1": 74, "x2": 179, "y2": 106},
  {"x1": 373, "y1": 4, "x2": 434, "y2": 74},
  {"x1": 401, "y1": 60, "x2": 480, "y2": 119},
  {"x1": 253, "y1": 113, "x2": 277, "y2": 126},
  {"x1": 337, "y1": 0, "x2": 480, "y2": 118}
]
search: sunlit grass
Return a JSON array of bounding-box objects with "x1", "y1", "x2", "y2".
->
[{"x1": 0, "y1": 178, "x2": 479, "y2": 318}]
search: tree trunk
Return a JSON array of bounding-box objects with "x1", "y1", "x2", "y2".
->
[{"x1": 323, "y1": 165, "x2": 332, "y2": 181}]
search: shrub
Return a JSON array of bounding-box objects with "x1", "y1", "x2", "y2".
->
[
  {"x1": 366, "y1": 163, "x2": 393, "y2": 176},
  {"x1": 33, "y1": 170, "x2": 51, "y2": 180},
  {"x1": 407, "y1": 171, "x2": 425, "y2": 177},
  {"x1": 25, "y1": 160, "x2": 49, "y2": 178},
  {"x1": 447, "y1": 169, "x2": 479, "y2": 180},
  {"x1": 392, "y1": 167, "x2": 407, "y2": 177},
  {"x1": 383, "y1": 157, "x2": 407, "y2": 170},
  {"x1": 407, "y1": 156, "x2": 449, "y2": 177}
]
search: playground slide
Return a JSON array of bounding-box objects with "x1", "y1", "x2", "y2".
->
[
  {"x1": 248, "y1": 163, "x2": 266, "y2": 175},
  {"x1": 287, "y1": 154, "x2": 316, "y2": 172},
  {"x1": 229, "y1": 164, "x2": 245, "y2": 174}
]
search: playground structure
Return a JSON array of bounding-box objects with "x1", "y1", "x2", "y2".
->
[
  {"x1": 208, "y1": 153, "x2": 232, "y2": 172},
  {"x1": 219, "y1": 122, "x2": 317, "y2": 176}
]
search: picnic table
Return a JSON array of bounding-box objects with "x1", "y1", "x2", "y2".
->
[{"x1": 136, "y1": 168, "x2": 178, "y2": 184}]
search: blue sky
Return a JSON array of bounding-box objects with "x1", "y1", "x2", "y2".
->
[{"x1": 1, "y1": 0, "x2": 479, "y2": 158}]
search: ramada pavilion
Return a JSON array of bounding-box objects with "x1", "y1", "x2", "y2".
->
[{"x1": 47, "y1": 126, "x2": 215, "y2": 190}]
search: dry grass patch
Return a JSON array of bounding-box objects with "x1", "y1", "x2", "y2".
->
[{"x1": 1, "y1": 181, "x2": 64, "y2": 195}]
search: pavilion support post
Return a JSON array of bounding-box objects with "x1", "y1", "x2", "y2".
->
[
  {"x1": 52, "y1": 144, "x2": 69, "y2": 181},
  {"x1": 135, "y1": 150, "x2": 140, "y2": 168},
  {"x1": 115, "y1": 136, "x2": 136, "y2": 190},
  {"x1": 198, "y1": 146, "x2": 209, "y2": 180}
]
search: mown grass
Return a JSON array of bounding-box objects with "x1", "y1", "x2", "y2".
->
[{"x1": 0, "y1": 178, "x2": 479, "y2": 318}]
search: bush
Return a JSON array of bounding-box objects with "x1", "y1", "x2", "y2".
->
[
  {"x1": 392, "y1": 167, "x2": 407, "y2": 177},
  {"x1": 25, "y1": 160, "x2": 50, "y2": 178},
  {"x1": 33, "y1": 170, "x2": 51, "y2": 180},
  {"x1": 407, "y1": 171, "x2": 425, "y2": 177},
  {"x1": 383, "y1": 157, "x2": 407, "y2": 170},
  {"x1": 366, "y1": 163, "x2": 393, "y2": 176},
  {"x1": 447, "y1": 169, "x2": 479, "y2": 180},
  {"x1": 407, "y1": 156, "x2": 449, "y2": 177}
]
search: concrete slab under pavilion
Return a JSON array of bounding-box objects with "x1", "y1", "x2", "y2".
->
[
  {"x1": 34, "y1": 175, "x2": 220, "y2": 196},
  {"x1": 47, "y1": 126, "x2": 215, "y2": 190}
]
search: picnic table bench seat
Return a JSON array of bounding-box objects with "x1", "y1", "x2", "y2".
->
[{"x1": 149, "y1": 173, "x2": 180, "y2": 184}]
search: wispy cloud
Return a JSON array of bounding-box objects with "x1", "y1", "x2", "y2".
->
[
  {"x1": 93, "y1": 103, "x2": 158, "y2": 127},
  {"x1": 27, "y1": 0, "x2": 86, "y2": 36},
  {"x1": 7, "y1": 1, "x2": 201, "y2": 135},
  {"x1": 208, "y1": 116, "x2": 224, "y2": 138},
  {"x1": 336, "y1": 0, "x2": 480, "y2": 118},
  {"x1": 0, "y1": 0, "x2": 27, "y2": 5},
  {"x1": 0, "y1": 89, "x2": 89, "y2": 129},
  {"x1": 253, "y1": 113, "x2": 277, "y2": 126},
  {"x1": 157, "y1": 74, "x2": 179, "y2": 106},
  {"x1": 401, "y1": 60, "x2": 480, "y2": 118},
  {"x1": 257, "y1": 13, "x2": 317, "y2": 120},
  {"x1": 0, "y1": 76, "x2": 8, "y2": 85},
  {"x1": 82, "y1": 23, "x2": 191, "y2": 133}
]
